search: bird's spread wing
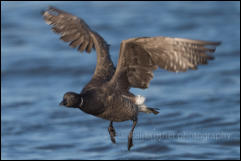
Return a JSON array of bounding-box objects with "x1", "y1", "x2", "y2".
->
[
  {"x1": 42, "y1": 6, "x2": 115, "y2": 88},
  {"x1": 109, "y1": 36, "x2": 221, "y2": 91}
]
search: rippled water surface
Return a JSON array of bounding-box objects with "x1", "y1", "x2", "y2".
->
[{"x1": 1, "y1": 1, "x2": 240, "y2": 160}]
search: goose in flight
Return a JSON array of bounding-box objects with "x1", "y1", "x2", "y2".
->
[{"x1": 42, "y1": 6, "x2": 220, "y2": 151}]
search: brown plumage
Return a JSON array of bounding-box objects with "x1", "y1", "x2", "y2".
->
[{"x1": 42, "y1": 6, "x2": 221, "y2": 151}]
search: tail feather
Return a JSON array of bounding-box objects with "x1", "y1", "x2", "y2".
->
[
  {"x1": 147, "y1": 107, "x2": 159, "y2": 115},
  {"x1": 138, "y1": 105, "x2": 159, "y2": 115}
]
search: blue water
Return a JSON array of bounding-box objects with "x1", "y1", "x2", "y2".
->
[{"x1": 1, "y1": 1, "x2": 240, "y2": 160}]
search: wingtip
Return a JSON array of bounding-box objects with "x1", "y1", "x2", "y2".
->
[
  {"x1": 48, "y1": 6, "x2": 55, "y2": 10},
  {"x1": 40, "y1": 9, "x2": 45, "y2": 16},
  {"x1": 205, "y1": 41, "x2": 221, "y2": 46},
  {"x1": 215, "y1": 41, "x2": 222, "y2": 46},
  {"x1": 41, "y1": 6, "x2": 55, "y2": 16}
]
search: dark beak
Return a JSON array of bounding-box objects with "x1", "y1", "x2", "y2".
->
[{"x1": 59, "y1": 101, "x2": 64, "y2": 106}]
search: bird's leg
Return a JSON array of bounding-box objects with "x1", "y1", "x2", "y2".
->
[
  {"x1": 108, "y1": 121, "x2": 116, "y2": 144},
  {"x1": 128, "y1": 119, "x2": 137, "y2": 151}
]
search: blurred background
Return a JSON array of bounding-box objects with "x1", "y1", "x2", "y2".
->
[{"x1": 1, "y1": 1, "x2": 240, "y2": 160}]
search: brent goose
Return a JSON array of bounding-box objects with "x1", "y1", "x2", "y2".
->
[{"x1": 42, "y1": 6, "x2": 220, "y2": 151}]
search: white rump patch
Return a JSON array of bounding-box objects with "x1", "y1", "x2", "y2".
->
[
  {"x1": 135, "y1": 95, "x2": 154, "y2": 114},
  {"x1": 135, "y1": 95, "x2": 146, "y2": 105}
]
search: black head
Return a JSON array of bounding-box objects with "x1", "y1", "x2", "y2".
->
[{"x1": 59, "y1": 92, "x2": 83, "y2": 108}]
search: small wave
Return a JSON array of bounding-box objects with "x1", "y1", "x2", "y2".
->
[{"x1": 35, "y1": 143, "x2": 75, "y2": 150}]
